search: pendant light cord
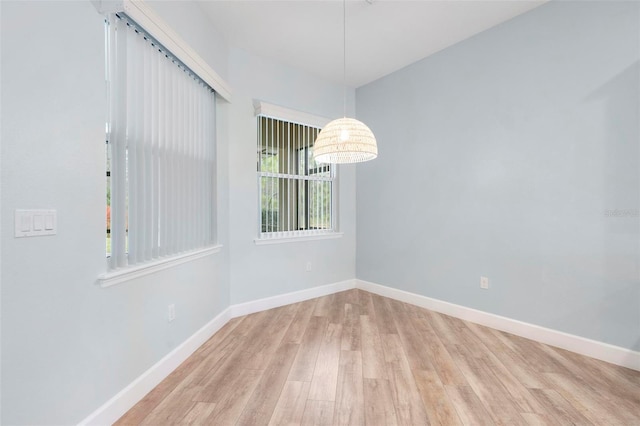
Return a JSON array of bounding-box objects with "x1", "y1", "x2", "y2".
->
[{"x1": 343, "y1": 0, "x2": 346, "y2": 118}]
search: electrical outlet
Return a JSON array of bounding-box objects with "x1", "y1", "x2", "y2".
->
[
  {"x1": 305, "y1": 261, "x2": 312, "y2": 272},
  {"x1": 168, "y1": 304, "x2": 176, "y2": 322},
  {"x1": 480, "y1": 276, "x2": 489, "y2": 289}
]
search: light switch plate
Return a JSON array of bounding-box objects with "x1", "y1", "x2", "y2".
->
[{"x1": 15, "y1": 209, "x2": 57, "y2": 237}]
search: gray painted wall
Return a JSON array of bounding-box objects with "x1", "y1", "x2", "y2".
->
[
  {"x1": 1, "y1": 1, "x2": 230, "y2": 424},
  {"x1": 356, "y1": 0, "x2": 640, "y2": 351}
]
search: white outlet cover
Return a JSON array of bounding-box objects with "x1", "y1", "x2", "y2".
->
[{"x1": 480, "y1": 276, "x2": 489, "y2": 289}]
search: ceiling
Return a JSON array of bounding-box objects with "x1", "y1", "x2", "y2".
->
[{"x1": 199, "y1": 0, "x2": 547, "y2": 88}]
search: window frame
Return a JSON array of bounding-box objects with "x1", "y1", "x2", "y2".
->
[{"x1": 254, "y1": 101, "x2": 343, "y2": 245}]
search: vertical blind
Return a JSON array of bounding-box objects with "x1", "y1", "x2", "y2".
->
[
  {"x1": 257, "y1": 116, "x2": 334, "y2": 240},
  {"x1": 106, "y1": 13, "x2": 216, "y2": 270}
]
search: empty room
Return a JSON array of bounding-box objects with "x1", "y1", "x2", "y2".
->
[{"x1": 1, "y1": 0, "x2": 639, "y2": 424}]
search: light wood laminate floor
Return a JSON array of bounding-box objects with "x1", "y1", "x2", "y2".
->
[{"x1": 115, "y1": 289, "x2": 640, "y2": 425}]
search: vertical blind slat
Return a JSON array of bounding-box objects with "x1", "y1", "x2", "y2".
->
[
  {"x1": 112, "y1": 16, "x2": 127, "y2": 269},
  {"x1": 146, "y1": 47, "x2": 153, "y2": 260},
  {"x1": 211, "y1": 92, "x2": 216, "y2": 242},
  {"x1": 127, "y1": 27, "x2": 137, "y2": 265},
  {"x1": 135, "y1": 32, "x2": 145, "y2": 263}
]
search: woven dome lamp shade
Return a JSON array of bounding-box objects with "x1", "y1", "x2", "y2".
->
[{"x1": 313, "y1": 117, "x2": 378, "y2": 164}]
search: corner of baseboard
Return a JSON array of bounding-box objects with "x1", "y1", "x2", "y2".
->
[{"x1": 229, "y1": 278, "x2": 357, "y2": 318}]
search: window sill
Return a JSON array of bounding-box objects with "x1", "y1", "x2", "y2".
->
[
  {"x1": 97, "y1": 245, "x2": 223, "y2": 288},
  {"x1": 254, "y1": 232, "x2": 343, "y2": 245}
]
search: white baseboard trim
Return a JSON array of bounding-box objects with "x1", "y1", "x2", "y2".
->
[
  {"x1": 78, "y1": 307, "x2": 232, "y2": 426},
  {"x1": 355, "y1": 279, "x2": 640, "y2": 371},
  {"x1": 230, "y1": 279, "x2": 356, "y2": 318}
]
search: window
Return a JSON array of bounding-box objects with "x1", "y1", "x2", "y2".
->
[
  {"x1": 257, "y1": 115, "x2": 336, "y2": 241},
  {"x1": 105, "y1": 13, "x2": 217, "y2": 271}
]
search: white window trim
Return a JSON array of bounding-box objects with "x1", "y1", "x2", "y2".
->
[
  {"x1": 254, "y1": 232, "x2": 343, "y2": 246},
  {"x1": 97, "y1": 245, "x2": 222, "y2": 288},
  {"x1": 253, "y1": 100, "x2": 330, "y2": 128},
  {"x1": 254, "y1": 101, "x2": 341, "y2": 244},
  {"x1": 92, "y1": 0, "x2": 231, "y2": 102}
]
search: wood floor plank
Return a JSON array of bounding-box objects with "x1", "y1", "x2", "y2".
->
[
  {"x1": 363, "y1": 378, "x2": 398, "y2": 426},
  {"x1": 360, "y1": 315, "x2": 387, "y2": 380},
  {"x1": 287, "y1": 315, "x2": 328, "y2": 382},
  {"x1": 341, "y1": 302, "x2": 361, "y2": 351},
  {"x1": 240, "y1": 303, "x2": 299, "y2": 370},
  {"x1": 357, "y1": 290, "x2": 376, "y2": 318},
  {"x1": 194, "y1": 308, "x2": 287, "y2": 402},
  {"x1": 413, "y1": 369, "x2": 462, "y2": 426},
  {"x1": 410, "y1": 313, "x2": 467, "y2": 386},
  {"x1": 371, "y1": 293, "x2": 398, "y2": 334},
  {"x1": 479, "y1": 354, "x2": 545, "y2": 414},
  {"x1": 455, "y1": 323, "x2": 545, "y2": 414},
  {"x1": 268, "y1": 381, "x2": 311, "y2": 426},
  {"x1": 327, "y1": 291, "x2": 347, "y2": 324},
  {"x1": 192, "y1": 316, "x2": 243, "y2": 358},
  {"x1": 195, "y1": 338, "x2": 255, "y2": 402},
  {"x1": 234, "y1": 309, "x2": 272, "y2": 336},
  {"x1": 387, "y1": 298, "x2": 434, "y2": 372},
  {"x1": 115, "y1": 290, "x2": 640, "y2": 426},
  {"x1": 343, "y1": 288, "x2": 360, "y2": 306},
  {"x1": 180, "y1": 402, "x2": 216, "y2": 425},
  {"x1": 529, "y1": 388, "x2": 595, "y2": 426},
  {"x1": 236, "y1": 342, "x2": 300, "y2": 426},
  {"x1": 448, "y1": 349, "x2": 528, "y2": 425},
  {"x1": 308, "y1": 322, "x2": 342, "y2": 401},
  {"x1": 204, "y1": 368, "x2": 264, "y2": 425},
  {"x1": 445, "y1": 385, "x2": 494, "y2": 426},
  {"x1": 301, "y1": 400, "x2": 335, "y2": 426},
  {"x1": 313, "y1": 293, "x2": 334, "y2": 317},
  {"x1": 547, "y1": 345, "x2": 640, "y2": 412},
  {"x1": 467, "y1": 322, "x2": 548, "y2": 389},
  {"x1": 183, "y1": 334, "x2": 245, "y2": 390},
  {"x1": 139, "y1": 385, "x2": 203, "y2": 425},
  {"x1": 508, "y1": 335, "x2": 567, "y2": 375},
  {"x1": 282, "y1": 298, "x2": 318, "y2": 344},
  {"x1": 381, "y1": 334, "x2": 430, "y2": 426},
  {"x1": 423, "y1": 309, "x2": 462, "y2": 352},
  {"x1": 543, "y1": 371, "x2": 635, "y2": 425},
  {"x1": 520, "y1": 412, "x2": 556, "y2": 426},
  {"x1": 333, "y1": 350, "x2": 364, "y2": 425}
]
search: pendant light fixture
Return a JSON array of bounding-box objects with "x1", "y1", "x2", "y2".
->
[{"x1": 313, "y1": 0, "x2": 378, "y2": 164}]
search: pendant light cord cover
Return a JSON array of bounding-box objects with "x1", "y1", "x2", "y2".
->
[{"x1": 343, "y1": 0, "x2": 346, "y2": 117}]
